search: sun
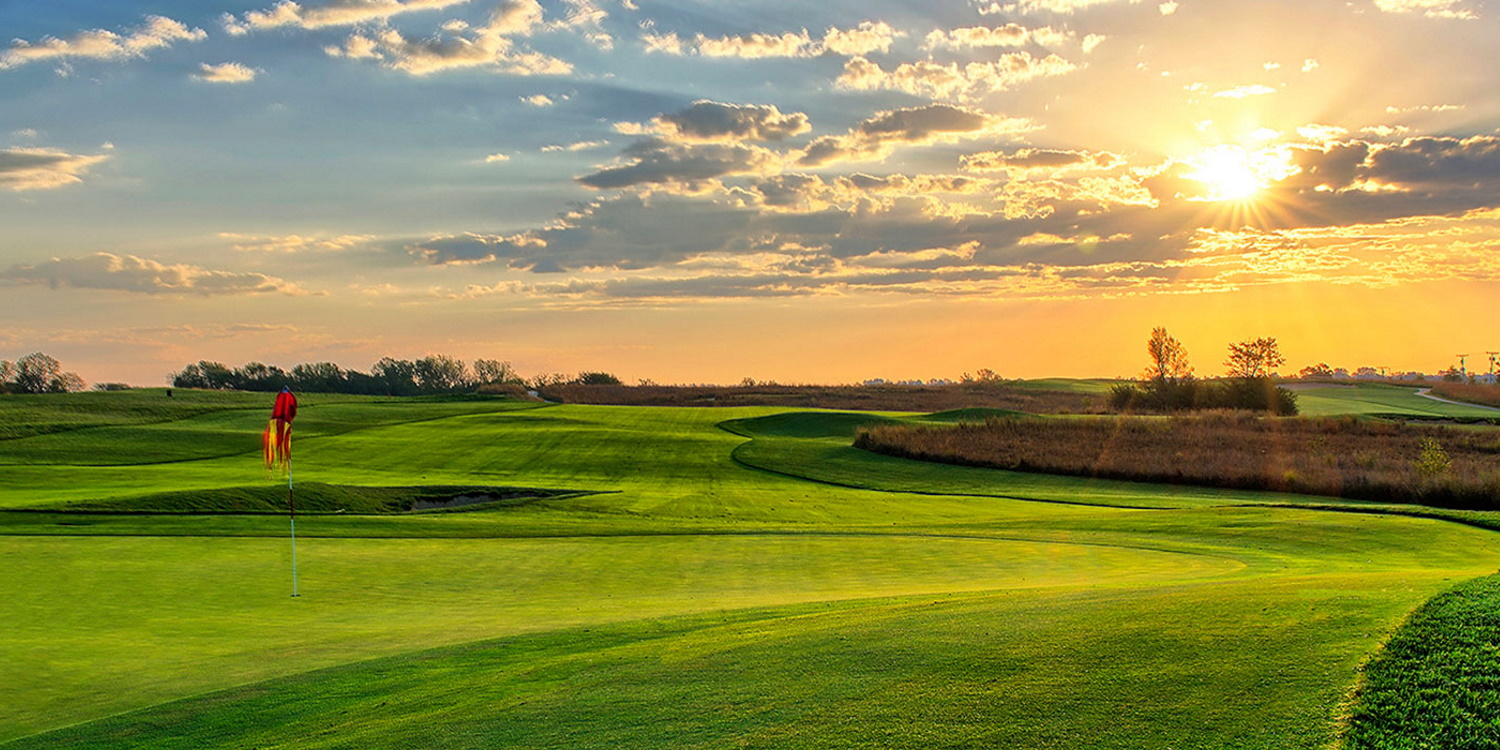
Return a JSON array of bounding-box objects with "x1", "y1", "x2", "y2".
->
[{"x1": 1181, "y1": 144, "x2": 1297, "y2": 202}]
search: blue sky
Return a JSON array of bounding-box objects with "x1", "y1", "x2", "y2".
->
[{"x1": 3, "y1": 0, "x2": 1498, "y2": 384}]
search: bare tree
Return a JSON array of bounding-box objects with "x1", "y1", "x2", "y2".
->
[
  {"x1": 1225, "y1": 337, "x2": 1285, "y2": 379},
  {"x1": 1143, "y1": 327, "x2": 1193, "y2": 386}
]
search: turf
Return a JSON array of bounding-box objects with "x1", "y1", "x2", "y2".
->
[
  {"x1": 1342, "y1": 572, "x2": 1500, "y2": 750},
  {"x1": 1, "y1": 389, "x2": 1498, "y2": 748}
]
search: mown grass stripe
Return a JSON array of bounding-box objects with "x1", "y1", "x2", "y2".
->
[{"x1": 1342, "y1": 571, "x2": 1500, "y2": 749}]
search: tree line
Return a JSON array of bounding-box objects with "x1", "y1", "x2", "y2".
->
[
  {"x1": 1109, "y1": 328, "x2": 1299, "y2": 414},
  {"x1": 170, "y1": 356, "x2": 623, "y2": 395},
  {"x1": 0, "y1": 353, "x2": 86, "y2": 394}
]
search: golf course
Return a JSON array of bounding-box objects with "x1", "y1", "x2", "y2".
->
[{"x1": 3, "y1": 383, "x2": 1498, "y2": 749}]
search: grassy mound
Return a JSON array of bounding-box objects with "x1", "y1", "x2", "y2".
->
[
  {"x1": 48, "y1": 483, "x2": 577, "y2": 514},
  {"x1": 1342, "y1": 572, "x2": 1500, "y2": 749}
]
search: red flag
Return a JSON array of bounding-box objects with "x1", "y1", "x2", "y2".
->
[{"x1": 263, "y1": 388, "x2": 297, "y2": 473}]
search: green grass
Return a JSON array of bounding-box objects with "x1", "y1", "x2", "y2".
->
[
  {"x1": 1292, "y1": 383, "x2": 1500, "y2": 418},
  {"x1": 2, "y1": 390, "x2": 1499, "y2": 748},
  {"x1": 1342, "y1": 572, "x2": 1500, "y2": 750}
]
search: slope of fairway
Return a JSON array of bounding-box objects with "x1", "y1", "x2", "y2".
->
[{"x1": 1293, "y1": 383, "x2": 1500, "y2": 418}]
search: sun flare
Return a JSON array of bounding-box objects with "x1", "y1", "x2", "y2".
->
[{"x1": 1182, "y1": 145, "x2": 1298, "y2": 202}]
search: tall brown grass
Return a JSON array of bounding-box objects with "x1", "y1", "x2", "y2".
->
[
  {"x1": 536, "y1": 383, "x2": 1102, "y2": 414},
  {"x1": 1431, "y1": 382, "x2": 1500, "y2": 409},
  {"x1": 855, "y1": 414, "x2": 1500, "y2": 509}
]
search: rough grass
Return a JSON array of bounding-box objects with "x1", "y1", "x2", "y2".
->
[
  {"x1": 1342, "y1": 572, "x2": 1500, "y2": 750},
  {"x1": 1431, "y1": 382, "x2": 1500, "y2": 409},
  {"x1": 855, "y1": 414, "x2": 1500, "y2": 509}
]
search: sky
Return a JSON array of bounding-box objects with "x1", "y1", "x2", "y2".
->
[{"x1": 2, "y1": 0, "x2": 1498, "y2": 386}]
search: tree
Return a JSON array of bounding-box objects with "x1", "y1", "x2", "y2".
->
[
  {"x1": 573, "y1": 371, "x2": 622, "y2": 386},
  {"x1": 371, "y1": 357, "x2": 418, "y2": 396},
  {"x1": 9, "y1": 352, "x2": 86, "y2": 393},
  {"x1": 291, "y1": 362, "x2": 345, "y2": 392},
  {"x1": 472, "y1": 359, "x2": 520, "y2": 385},
  {"x1": 1297, "y1": 363, "x2": 1334, "y2": 379},
  {"x1": 1225, "y1": 337, "x2": 1284, "y2": 379},
  {"x1": 413, "y1": 354, "x2": 471, "y2": 393},
  {"x1": 1143, "y1": 327, "x2": 1193, "y2": 385}
]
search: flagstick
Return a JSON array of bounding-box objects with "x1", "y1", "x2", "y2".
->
[{"x1": 289, "y1": 459, "x2": 299, "y2": 598}]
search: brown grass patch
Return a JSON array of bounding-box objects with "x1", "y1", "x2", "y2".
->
[
  {"x1": 855, "y1": 414, "x2": 1500, "y2": 509},
  {"x1": 1431, "y1": 382, "x2": 1500, "y2": 409}
]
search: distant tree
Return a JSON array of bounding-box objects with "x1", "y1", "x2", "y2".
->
[
  {"x1": 1225, "y1": 337, "x2": 1284, "y2": 379},
  {"x1": 173, "y1": 360, "x2": 234, "y2": 390},
  {"x1": 1441, "y1": 367, "x2": 1464, "y2": 383},
  {"x1": 0, "y1": 360, "x2": 13, "y2": 393},
  {"x1": 973, "y1": 368, "x2": 1002, "y2": 383},
  {"x1": 531, "y1": 372, "x2": 568, "y2": 388},
  {"x1": 235, "y1": 362, "x2": 289, "y2": 392},
  {"x1": 1143, "y1": 328, "x2": 1193, "y2": 385},
  {"x1": 473, "y1": 359, "x2": 521, "y2": 386},
  {"x1": 291, "y1": 362, "x2": 346, "y2": 392},
  {"x1": 92, "y1": 382, "x2": 132, "y2": 391},
  {"x1": 413, "y1": 354, "x2": 472, "y2": 392},
  {"x1": 1297, "y1": 363, "x2": 1334, "y2": 379},
  {"x1": 10, "y1": 352, "x2": 86, "y2": 393},
  {"x1": 371, "y1": 357, "x2": 418, "y2": 396},
  {"x1": 573, "y1": 371, "x2": 623, "y2": 386}
]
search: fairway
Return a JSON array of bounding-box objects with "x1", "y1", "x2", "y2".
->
[{"x1": 3, "y1": 389, "x2": 1499, "y2": 748}]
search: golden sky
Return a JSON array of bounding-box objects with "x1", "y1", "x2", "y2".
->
[{"x1": 2, "y1": 0, "x2": 1498, "y2": 383}]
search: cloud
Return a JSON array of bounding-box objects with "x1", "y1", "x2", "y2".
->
[
  {"x1": 645, "y1": 21, "x2": 899, "y2": 59},
  {"x1": 1371, "y1": 0, "x2": 1476, "y2": 20},
  {"x1": 961, "y1": 147, "x2": 1124, "y2": 173},
  {"x1": 577, "y1": 138, "x2": 782, "y2": 189},
  {"x1": 219, "y1": 233, "x2": 375, "y2": 252},
  {"x1": 520, "y1": 93, "x2": 557, "y2": 106},
  {"x1": 1212, "y1": 84, "x2": 1276, "y2": 99},
  {"x1": 836, "y1": 52, "x2": 1076, "y2": 102},
  {"x1": 1385, "y1": 103, "x2": 1464, "y2": 114},
  {"x1": 798, "y1": 104, "x2": 1037, "y2": 167},
  {"x1": 541, "y1": 139, "x2": 610, "y2": 152},
  {"x1": 222, "y1": 0, "x2": 472, "y2": 34},
  {"x1": 923, "y1": 24, "x2": 1052, "y2": 49},
  {"x1": 980, "y1": 0, "x2": 1136, "y2": 14},
  {"x1": 1, "y1": 253, "x2": 303, "y2": 295},
  {"x1": 0, "y1": 147, "x2": 109, "y2": 191},
  {"x1": 614, "y1": 101, "x2": 811, "y2": 144},
  {"x1": 1, "y1": 15, "x2": 205, "y2": 70},
  {"x1": 484, "y1": 152, "x2": 511, "y2": 162},
  {"x1": 193, "y1": 62, "x2": 258, "y2": 83},
  {"x1": 323, "y1": 0, "x2": 570, "y2": 75}
]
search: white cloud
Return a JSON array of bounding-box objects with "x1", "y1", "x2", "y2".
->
[
  {"x1": 1158, "y1": 1, "x2": 1178, "y2": 14},
  {"x1": 0, "y1": 147, "x2": 109, "y2": 191},
  {"x1": 614, "y1": 101, "x2": 811, "y2": 144},
  {"x1": 484, "y1": 152, "x2": 511, "y2": 162},
  {"x1": 1372, "y1": 0, "x2": 1476, "y2": 20},
  {"x1": 799, "y1": 104, "x2": 1037, "y2": 167},
  {"x1": 520, "y1": 94, "x2": 556, "y2": 107},
  {"x1": 1, "y1": 253, "x2": 304, "y2": 295},
  {"x1": 983, "y1": 0, "x2": 1138, "y2": 14},
  {"x1": 219, "y1": 233, "x2": 375, "y2": 252},
  {"x1": 1212, "y1": 84, "x2": 1276, "y2": 99},
  {"x1": 222, "y1": 0, "x2": 473, "y2": 35},
  {"x1": 924, "y1": 24, "x2": 1040, "y2": 50},
  {"x1": 1081, "y1": 33, "x2": 1107, "y2": 52},
  {"x1": 541, "y1": 139, "x2": 611, "y2": 152},
  {"x1": 644, "y1": 21, "x2": 899, "y2": 58},
  {"x1": 324, "y1": 1, "x2": 570, "y2": 76},
  {"x1": 1, "y1": 15, "x2": 206, "y2": 70},
  {"x1": 836, "y1": 52, "x2": 1076, "y2": 102},
  {"x1": 1301, "y1": 58, "x2": 1319, "y2": 72},
  {"x1": 193, "y1": 62, "x2": 258, "y2": 83}
]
